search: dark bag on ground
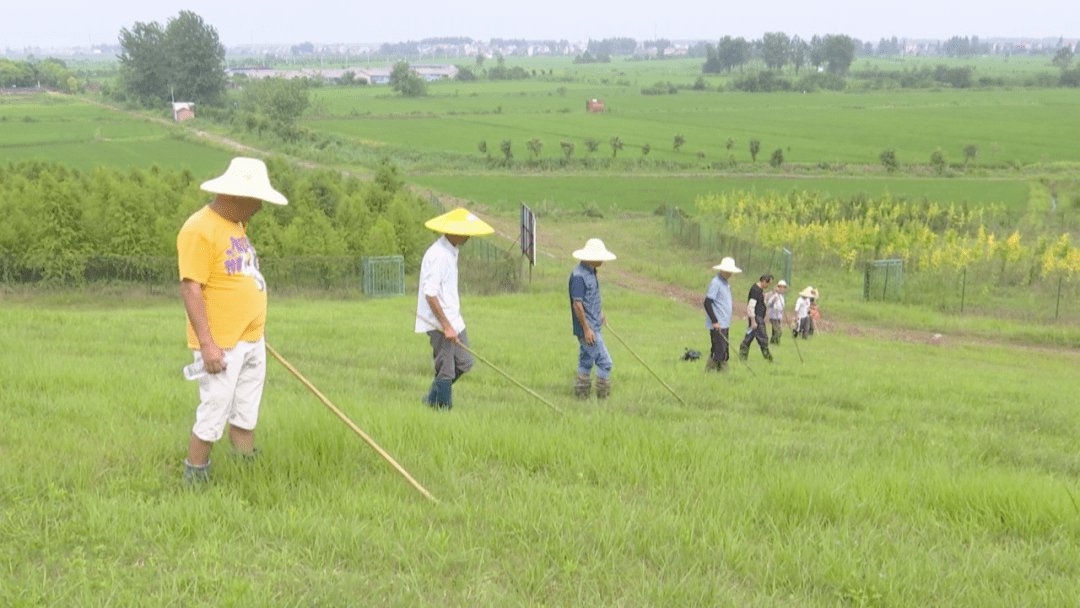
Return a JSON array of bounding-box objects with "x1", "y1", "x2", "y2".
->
[{"x1": 682, "y1": 348, "x2": 702, "y2": 361}]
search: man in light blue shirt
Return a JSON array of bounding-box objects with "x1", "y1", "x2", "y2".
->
[
  {"x1": 703, "y1": 257, "x2": 742, "y2": 372},
  {"x1": 569, "y1": 238, "x2": 617, "y2": 399}
]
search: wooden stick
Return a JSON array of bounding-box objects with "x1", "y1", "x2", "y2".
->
[
  {"x1": 604, "y1": 322, "x2": 687, "y2": 406},
  {"x1": 266, "y1": 343, "x2": 437, "y2": 502}
]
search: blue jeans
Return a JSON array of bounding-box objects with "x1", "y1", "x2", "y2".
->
[{"x1": 577, "y1": 332, "x2": 613, "y2": 380}]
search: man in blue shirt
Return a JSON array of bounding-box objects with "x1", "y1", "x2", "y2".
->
[
  {"x1": 569, "y1": 238, "x2": 617, "y2": 399},
  {"x1": 703, "y1": 257, "x2": 742, "y2": 372}
]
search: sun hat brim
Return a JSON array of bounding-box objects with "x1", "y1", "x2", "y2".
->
[
  {"x1": 573, "y1": 249, "x2": 617, "y2": 261},
  {"x1": 424, "y1": 207, "x2": 494, "y2": 236},
  {"x1": 713, "y1": 260, "x2": 742, "y2": 273},
  {"x1": 200, "y1": 158, "x2": 288, "y2": 205},
  {"x1": 572, "y1": 238, "x2": 617, "y2": 261}
]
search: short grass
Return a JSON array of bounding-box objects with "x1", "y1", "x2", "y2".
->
[
  {"x1": 3, "y1": 276, "x2": 1080, "y2": 606},
  {"x1": 0, "y1": 95, "x2": 236, "y2": 174}
]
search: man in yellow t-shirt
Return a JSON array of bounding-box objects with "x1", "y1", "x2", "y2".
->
[{"x1": 177, "y1": 157, "x2": 287, "y2": 485}]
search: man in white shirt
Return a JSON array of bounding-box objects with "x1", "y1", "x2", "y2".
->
[
  {"x1": 765, "y1": 279, "x2": 788, "y2": 345},
  {"x1": 415, "y1": 208, "x2": 493, "y2": 410}
]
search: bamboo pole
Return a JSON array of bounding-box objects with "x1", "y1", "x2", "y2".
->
[
  {"x1": 416, "y1": 315, "x2": 563, "y2": 414},
  {"x1": 604, "y1": 322, "x2": 687, "y2": 406},
  {"x1": 266, "y1": 343, "x2": 437, "y2": 502}
]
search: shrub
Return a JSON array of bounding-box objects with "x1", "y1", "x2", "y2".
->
[{"x1": 880, "y1": 149, "x2": 898, "y2": 172}]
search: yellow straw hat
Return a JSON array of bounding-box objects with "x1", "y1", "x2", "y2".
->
[{"x1": 424, "y1": 207, "x2": 495, "y2": 236}]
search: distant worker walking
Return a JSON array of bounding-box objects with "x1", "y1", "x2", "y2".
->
[
  {"x1": 793, "y1": 286, "x2": 814, "y2": 339},
  {"x1": 415, "y1": 207, "x2": 494, "y2": 410},
  {"x1": 569, "y1": 238, "x2": 617, "y2": 399},
  {"x1": 703, "y1": 257, "x2": 742, "y2": 372},
  {"x1": 739, "y1": 274, "x2": 774, "y2": 362},
  {"x1": 765, "y1": 279, "x2": 788, "y2": 345}
]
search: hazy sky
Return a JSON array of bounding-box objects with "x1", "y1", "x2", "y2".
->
[{"x1": 3, "y1": 0, "x2": 1071, "y2": 50}]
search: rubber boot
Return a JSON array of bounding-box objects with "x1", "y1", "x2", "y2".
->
[
  {"x1": 596, "y1": 377, "x2": 611, "y2": 400},
  {"x1": 183, "y1": 459, "x2": 211, "y2": 486},
  {"x1": 433, "y1": 378, "x2": 453, "y2": 410},
  {"x1": 574, "y1": 374, "x2": 591, "y2": 399},
  {"x1": 763, "y1": 348, "x2": 774, "y2": 363},
  {"x1": 422, "y1": 379, "x2": 437, "y2": 406},
  {"x1": 738, "y1": 344, "x2": 750, "y2": 361}
]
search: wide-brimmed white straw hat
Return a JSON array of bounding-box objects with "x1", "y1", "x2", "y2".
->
[
  {"x1": 777, "y1": 279, "x2": 788, "y2": 287},
  {"x1": 713, "y1": 257, "x2": 742, "y2": 273},
  {"x1": 424, "y1": 207, "x2": 494, "y2": 236},
  {"x1": 572, "y1": 238, "x2": 617, "y2": 261},
  {"x1": 799, "y1": 286, "x2": 815, "y2": 298},
  {"x1": 200, "y1": 157, "x2": 288, "y2": 205}
]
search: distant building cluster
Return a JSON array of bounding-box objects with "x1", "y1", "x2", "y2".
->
[{"x1": 227, "y1": 64, "x2": 459, "y2": 85}]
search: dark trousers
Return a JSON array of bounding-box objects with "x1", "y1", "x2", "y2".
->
[
  {"x1": 427, "y1": 329, "x2": 473, "y2": 381},
  {"x1": 709, "y1": 327, "x2": 730, "y2": 365},
  {"x1": 769, "y1": 319, "x2": 782, "y2": 344},
  {"x1": 739, "y1": 317, "x2": 771, "y2": 359},
  {"x1": 795, "y1": 317, "x2": 811, "y2": 339}
]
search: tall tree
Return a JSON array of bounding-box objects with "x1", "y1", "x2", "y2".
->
[
  {"x1": 761, "y1": 32, "x2": 791, "y2": 71},
  {"x1": 822, "y1": 34, "x2": 857, "y2": 75},
  {"x1": 118, "y1": 21, "x2": 169, "y2": 103},
  {"x1": 118, "y1": 11, "x2": 225, "y2": 105},
  {"x1": 163, "y1": 11, "x2": 226, "y2": 104},
  {"x1": 791, "y1": 36, "x2": 809, "y2": 74},
  {"x1": 389, "y1": 61, "x2": 427, "y2": 97}
]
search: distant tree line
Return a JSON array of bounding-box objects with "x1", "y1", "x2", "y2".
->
[{"x1": 0, "y1": 57, "x2": 80, "y2": 91}]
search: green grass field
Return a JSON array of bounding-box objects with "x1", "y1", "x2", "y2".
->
[
  {"x1": 3, "y1": 278, "x2": 1080, "y2": 606},
  {"x1": 410, "y1": 173, "x2": 1030, "y2": 215},
  {"x1": 306, "y1": 85, "x2": 1080, "y2": 167},
  {"x1": 0, "y1": 95, "x2": 236, "y2": 175}
]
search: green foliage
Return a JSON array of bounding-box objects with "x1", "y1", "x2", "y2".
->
[
  {"x1": 0, "y1": 159, "x2": 433, "y2": 282},
  {"x1": 1053, "y1": 47, "x2": 1073, "y2": 71},
  {"x1": 362, "y1": 216, "x2": 400, "y2": 257},
  {"x1": 526, "y1": 137, "x2": 543, "y2": 158},
  {"x1": 963, "y1": 144, "x2": 980, "y2": 165},
  {"x1": 641, "y1": 143, "x2": 651, "y2": 157},
  {"x1": 583, "y1": 138, "x2": 600, "y2": 155},
  {"x1": 477, "y1": 140, "x2": 488, "y2": 158},
  {"x1": 560, "y1": 140, "x2": 575, "y2": 159},
  {"x1": 879, "y1": 149, "x2": 899, "y2": 172},
  {"x1": 930, "y1": 148, "x2": 949, "y2": 175},
  {"x1": 673, "y1": 134, "x2": 685, "y2": 152},
  {"x1": 641, "y1": 81, "x2": 677, "y2": 95},
  {"x1": 609, "y1": 135, "x2": 624, "y2": 158},
  {"x1": 749, "y1": 138, "x2": 761, "y2": 162},
  {"x1": 118, "y1": 11, "x2": 226, "y2": 106},
  {"x1": 240, "y1": 77, "x2": 310, "y2": 127},
  {"x1": 389, "y1": 62, "x2": 427, "y2": 97},
  {"x1": 500, "y1": 139, "x2": 513, "y2": 161},
  {"x1": 769, "y1": 147, "x2": 785, "y2": 168}
]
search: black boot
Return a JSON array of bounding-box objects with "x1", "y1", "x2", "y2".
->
[{"x1": 433, "y1": 378, "x2": 453, "y2": 410}]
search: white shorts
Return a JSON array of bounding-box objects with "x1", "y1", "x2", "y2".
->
[{"x1": 191, "y1": 338, "x2": 266, "y2": 442}]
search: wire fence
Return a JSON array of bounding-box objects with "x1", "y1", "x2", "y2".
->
[
  {"x1": 664, "y1": 208, "x2": 792, "y2": 284},
  {"x1": 663, "y1": 210, "x2": 1080, "y2": 323}
]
